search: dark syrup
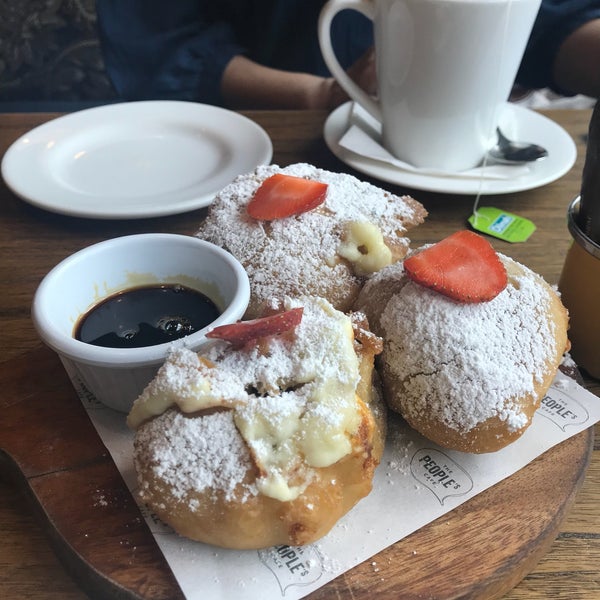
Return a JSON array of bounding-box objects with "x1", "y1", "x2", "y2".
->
[{"x1": 74, "y1": 284, "x2": 221, "y2": 349}]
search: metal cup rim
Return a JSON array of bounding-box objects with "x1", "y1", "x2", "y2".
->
[{"x1": 567, "y1": 196, "x2": 600, "y2": 259}]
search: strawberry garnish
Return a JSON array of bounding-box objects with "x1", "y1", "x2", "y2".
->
[
  {"x1": 206, "y1": 307, "x2": 304, "y2": 347},
  {"x1": 403, "y1": 230, "x2": 507, "y2": 303},
  {"x1": 247, "y1": 174, "x2": 328, "y2": 220}
]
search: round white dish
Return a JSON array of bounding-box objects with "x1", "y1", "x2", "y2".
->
[
  {"x1": 324, "y1": 101, "x2": 577, "y2": 195},
  {"x1": 32, "y1": 233, "x2": 250, "y2": 412},
  {"x1": 1, "y1": 101, "x2": 273, "y2": 219}
]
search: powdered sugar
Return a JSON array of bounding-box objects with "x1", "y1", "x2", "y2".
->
[
  {"x1": 195, "y1": 163, "x2": 425, "y2": 316},
  {"x1": 131, "y1": 297, "x2": 364, "y2": 501},
  {"x1": 375, "y1": 255, "x2": 559, "y2": 433},
  {"x1": 135, "y1": 409, "x2": 258, "y2": 504},
  {"x1": 200, "y1": 298, "x2": 359, "y2": 404}
]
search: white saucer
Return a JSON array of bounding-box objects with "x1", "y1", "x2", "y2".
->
[
  {"x1": 1, "y1": 101, "x2": 273, "y2": 219},
  {"x1": 324, "y1": 102, "x2": 577, "y2": 195}
]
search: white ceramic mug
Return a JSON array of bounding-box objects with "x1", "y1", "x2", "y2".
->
[{"x1": 319, "y1": 0, "x2": 541, "y2": 171}]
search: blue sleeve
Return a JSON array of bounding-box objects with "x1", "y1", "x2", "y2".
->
[
  {"x1": 517, "y1": 0, "x2": 600, "y2": 92},
  {"x1": 96, "y1": 0, "x2": 244, "y2": 105}
]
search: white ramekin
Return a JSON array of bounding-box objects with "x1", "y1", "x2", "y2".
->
[{"x1": 32, "y1": 233, "x2": 250, "y2": 412}]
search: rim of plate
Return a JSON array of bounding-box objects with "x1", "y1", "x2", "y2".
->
[
  {"x1": 1, "y1": 100, "x2": 273, "y2": 219},
  {"x1": 323, "y1": 101, "x2": 577, "y2": 195}
]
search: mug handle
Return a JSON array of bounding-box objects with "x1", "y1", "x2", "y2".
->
[{"x1": 318, "y1": 0, "x2": 381, "y2": 122}]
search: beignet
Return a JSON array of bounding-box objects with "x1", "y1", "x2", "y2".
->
[
  {"x1": 355, "y1": 250, "x2": 569, "y2": 453},
  {"x1": 128, "y1": 297, "x2": 386, "y2": 548},
  {"x1": 196, "y1": 163, "x2": 426, "y2": 318}
]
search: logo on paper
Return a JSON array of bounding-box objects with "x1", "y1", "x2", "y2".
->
[
  {"x1": 538, "y1": 388, "x2": 589, "y2": 431},
  {"x1": 68, "y1": 371, "x2": 104, "y2": 410},
  {"x1": 410, "y1": 448, "x2": 473, "y2": 505},
  {"x1": 137, "y1": 499, "x2": 174, "y2": 535},
  {"x1": 258, "y1": 544, "x2": 324, "y2": 595}
]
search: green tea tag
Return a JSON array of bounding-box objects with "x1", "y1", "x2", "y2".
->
[{"x1": 468, "y1": 206, "x2": 536, "y2": 243}]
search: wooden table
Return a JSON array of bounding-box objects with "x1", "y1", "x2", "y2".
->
[{"x1": 0, "y1": 109, "x2": 598, "y2": 600}]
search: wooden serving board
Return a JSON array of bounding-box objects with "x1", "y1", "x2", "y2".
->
[{"x1": 0, "y1": 346, "x2": 593, "y2": 600}]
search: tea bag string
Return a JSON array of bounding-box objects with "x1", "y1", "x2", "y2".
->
[{"x1": 472, "y1": 0, "x2": 514, "y2": 223}]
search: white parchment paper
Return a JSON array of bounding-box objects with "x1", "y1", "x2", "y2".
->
[
  {"x1": 338, "y1": 103, "x2": 532, "y2": 180},
  {"x1": 72, "y1": 365, "x2": 599, "y2": 600}
]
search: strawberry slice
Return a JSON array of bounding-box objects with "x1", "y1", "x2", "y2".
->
[
  {"x1": 206, "y1": 307, "x2": 304, "y2": 346},
  {"x1": 247, "y1": 174, "x2": 328, "y2": 220},
  {"x1": 403, "y1": 230, "x2": 508, "y2": 303}
]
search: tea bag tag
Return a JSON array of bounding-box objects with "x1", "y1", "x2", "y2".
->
[{"x1": 468, "y1": 206, "x2": 536, "y2": 243}]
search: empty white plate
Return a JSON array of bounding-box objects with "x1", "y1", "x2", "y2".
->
[{"x1": 1, "y1": 101, "x2": 273, "y2": 219}]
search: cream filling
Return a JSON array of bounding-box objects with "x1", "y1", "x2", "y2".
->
[
  {"x1": 338, "y1": 220, "x2": 393, "y2": 276},
  {"x1": 127, "y1": 297, "x2": 362, "y2": 501}
]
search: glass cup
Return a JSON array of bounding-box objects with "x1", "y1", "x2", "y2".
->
[{"x1": 558, "y1": 196, "x2": 600, "y2": 379}]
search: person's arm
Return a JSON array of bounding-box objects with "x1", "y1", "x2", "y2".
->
[
  {"x1": 220, "y1": 55, "x2": 340, "y2": 110},
  {"x1": 96, "y1": 0, "x2": 376, "y2": 109},
  {"x1": 517, "y1": 3, "x2": 600, "y2": 98},
  {"x1": 220, "y1": 48, "x2": 376, "y2": 110},
  {"x1": 553, "y1": 19, "x2": 600, "y2": 97}
]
